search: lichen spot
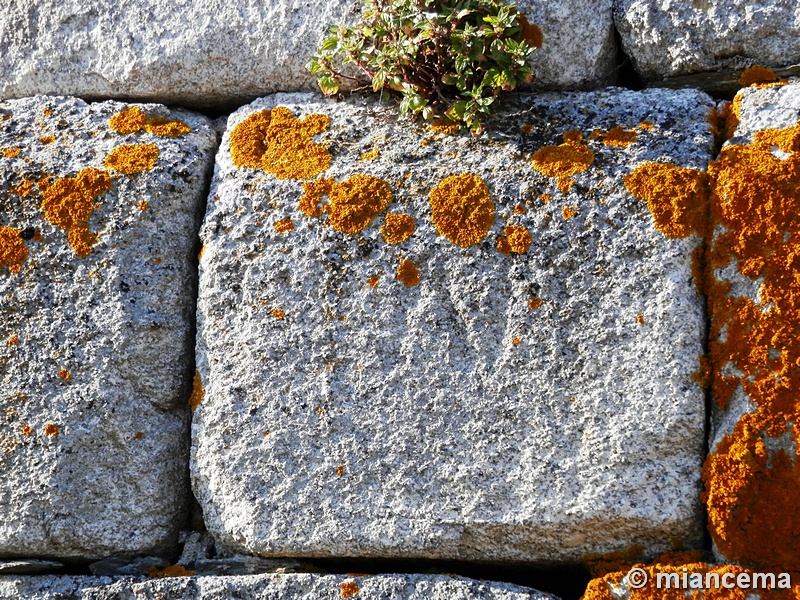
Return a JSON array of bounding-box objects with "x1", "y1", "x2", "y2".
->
[
  {"x1": 144, "y1": 117, "x2": 191, "y2": 138},
  {"x1": 149, "y1": 565, "x2": 196, "y2": 578},
  {"x1": 271, "y1": 309, "x2": 285, "y2": 320},
  {"x1": 738, "y1": 65, "x2": 778, "y2": 86},
  {"x1": 496, "y1": 225, "x2": 532, "y2": 255},
  {"x1": 531, "y1": 141, "x2": 594, "y2": 178},
  {"x1": 563, "y1": 130, "x2": 583, "y2": 144},
  {"x1": 229, "y1": 107, "x2": 331, "y2": 180},
  {"x1": 0, "y1": 227, "x2": 29, "y2": 273},
  {"x1": 44, "y1": 424, "x2": 58, "y2": 436},
  {"x1": 336, "y1": 465, "x2": 345, "y2": 477},
  {"x1": 11, "y1": 180, "x2": 34, "y2": 198},
  {"x1": 360, "y1": 147, "x2": 379, "y2": 161},
  {"x1": 138, "y1": 200, "x2": 148, "y2": 211},
  {"x1": 105, "y1": 144, "x2": 159, "y2": 174},
  {"x1": 327, "y1": 175, "x2": 393, "y2": 235},
  {"x1": 2, "y1": 147, "x2": 20, "y2": 159},
  {"x1": 340, "y1": 581, "x2": 360, "y2": 598},
  {"x1": 58, "y1": 369, "x2": 72, "y2": 381},
  {"x1": 557, "y1": 177, "x2": 574, "y2": 193},
  {"x1": 396, "y1": 258, "x2": 420, "y2": 288},
  {"x1": 600, "y1": 126, "x2": 637, "y2": 148},
  {"x1": 39, "y1": 135, "x2": 55, "y2": 145},
  {"x1": 381, "y1": 213, "x2": 415, "y2": 244},
  {"x1": 367, "y1": 274, "x2": 380, "y2": 288},
  {"x1": 274, "y1": 218, "x2": 295, "y2": 234},
  {"x1": 638, "y1": 121, "x2": 654, "y2": 131},
  {"x1": 41, "y1": 168, "x2": 112, "y2": 257},
  {"x1": 134, "y1": 432, "x2": 144, "y2": 440},
  {"x1": 430, "y1": 118, "x2": 460, "y2": 135},
  {"x1": 529, "y1": 298, "x2": 543, "y2": 311},
  {"x1": 429, "y1": 173, "x2": 495, "y2": 247},
  {"x1": 21, "y1": 425, "x2": 31, "y2": 435},
  {"x1": 188, "y1": 370, "x2": 204, "y2": 411},
  {"x1": 540, "y1": 193, "x2": 552, "y2": 205},
  {"x1": 110, "y1": 106, "x2": 148, "y2": 134},
  {"x1": 7, "y1": 334, "x2": 19, "y2": 346},
  {"x1": 623, "y1": 162, "x2": 707, "y2": 238},
  {"x1": 299, "y1": 177, "x2": 333, "y2": 217},
  {"x1": 512, "y1": 337, "x2": 522, "y2": 345},
  {"x1": 562, "y1": 206, "x2": 576, "y2": 221},
  {"x1": 518, "y1": 14, "x2": 543, "y2": 48},
  {"x1": 637, "y1": 314, "x2": 645, "y2": 325},
  {"x1": 513, "y1": 204, "x2": 526, "y2": 215}
]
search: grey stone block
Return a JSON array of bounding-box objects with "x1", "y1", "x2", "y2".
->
[
  {"x1": 0, "y1": 96, "x2": 216, "y2": 559},
  {"x1": 193, "y1": 88, "x2": 713, "y2": 562}
]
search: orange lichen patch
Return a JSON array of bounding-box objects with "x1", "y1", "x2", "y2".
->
[
  {"x1": 6, "y1": 335, "x2": 19, "y2": 346},
  {"x1": 42, "y1": 108, "x2": 52, "y2": 118},
  {"x1": 623, "y1": 162, "x2": 707, "y2": 238},
  {"x1": 692, "y1": 354, "x2": 711, "y2": 389},
  {"x1": 583, "y1": 562, "x2": 797, "y2": 600},
  {"x1": 517, "y1": 14, "x2": 543, "y2": 48},
  {"x1": 531, "y1": 141, "x2": 594, "y2": 178},
  {"x1": 188, "y1": 370, "x2": 204, "y2": 411},
  {"x1": 229, "y1": 107, "x2": 331, "y2": 180},
  {"x1": 11, "y1": 180, "x2": 34, "y2": 198},
  {"x1": 540, "y1": 193, "x2": 552, "y2": 205},
  {"x1": 511, "y1": 337, "x2": 522, "y2": 345},
  {"x1": 105, "y1": 143, "x2": 159, "y2": 174},
  {"x1": 380, "y1": 213, "x2": 415, "y2": 244},
  {"x1": 57, "y1": 369, "x2": 72, "y2": 380},
  {"x1": 326, "y1": 175, "x2": 392, "y2": 235},
  {"x1": 430, "y1": 118, "x2": 460, "y2": 135},
  {"x1": 513, "y1": 204, "x2": 526, "y2": 215},
  {"x1": 636, "y1": 314, "x2": 645, "y2": 325},
  {"x1": 396, "y1": 258, "x2": 420, "y2": 288},
  {"x1": 138, "y1": 200, "x2": 148, "y2": 211},
  {"x1": 41, "y1": 167, "x2": 113, "y2": 257},
  {"x1": 21, "y1": 425, "x2": 32, "y2": 436},
  {"x1": 336, "y1": 465, "x2": 345, "y2": 477},
  {"x1": 44, "y1": 424, "x2": 58, "y2": 436},
  {"x1": 144, "y1": 117, "x2": 191, "y2": 138},
  {"x1": 360, "y1": 147, "x2": 379, "y2": 161},
  {"x1": 149, "y1": 565, "x2": 196, "y2": 578},
  {"x1": 520, "y1": 123, "x2": 534, "y2": 134},
  {"x1": 563, "y1": 130, "x2": 583, "y2": 144},
  {"x1": 699, "y1": 121, "x2": 800, "y2": 570},
  {"x1": 721, "y1": 94, "x2": 742, "y2": 140},
  {"x1": 2, "y1": 147, "x2": 20, "y2": 159},
  {"x1": 340, "y1": 581, "x2": 360, "y2": 598},
  {"x1": 109, "y1": 106, "x2": 191, "y2": 137},
  {"x1": 271, "y1": 309, "x2": 285, "y2": 320},
  {"x1": 0, "y1": 227, "x2": 29, "y2": 273},
  {"x1": 496, "y1": 225, "x2": 532, "y2": 255},
  {"x1": 557, "y1": 177, "x2": 574, "y2": 193},
  {"x1": 367, "y1": 274, "x2": 380, "y2": 288},
  {"x1": 529, "y1": 298, "x2": 543, "y2": 310},
  {"x1": 420, "y1": 138, "x2": 431, "y2": 147},
  {"x1": 562, "y1": 206, "x2": 576, "y2": 220},
  {"x1": 134, "y1": 432, "x2": 144, "y2": 440},
  {"x1": 600, "y1": 126, "x2": 638, "y2": 148},
  {"x1": 38, "y1": 135, "x2": 55, "y2": 144},
  {"x1": 299, "y1": 177, "x2": 333, "y2": 217},
  {"x1": 429, "y1": 173, "x2": 495, "y2": 247},
  {"x1": 738, "y1": 65, "x2": 778, "y2": 87},
  {"x1": 37, "y1": 176, "x2": 51, "y2": 191},
  {"x1": 638, "y1": 121, "x2": 654, "y2": 131},
  {"x1": 274, "y1": 218, "x2": 294, "y2": 234}
]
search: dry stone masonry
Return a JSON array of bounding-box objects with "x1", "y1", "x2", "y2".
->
[{"x1": 1, "y1": 1, "x2": 800, "y2": 598}]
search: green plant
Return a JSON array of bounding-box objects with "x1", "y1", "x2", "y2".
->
[{"x1": 307, "y1": 0, "x2": 541, "y2": 135}]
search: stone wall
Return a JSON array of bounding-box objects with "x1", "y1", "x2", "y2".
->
[{"x1": 0, "y1": 1, "x2": 798, "y2": 599}]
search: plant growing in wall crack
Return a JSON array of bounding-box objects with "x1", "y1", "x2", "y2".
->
[{"x1": 307, "y1": 0, "x2": 542, "y2": 134}]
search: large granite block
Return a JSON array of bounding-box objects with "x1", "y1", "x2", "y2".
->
[
  {"x1": 193, "y1": 88, "x2": 714, "y2": 562},
  {"x1": 0, "y1": 96, "x2": 216, "y2": 558},
  {"x1": 0, "y1": 1, "x2": 613, "y2": 109}
]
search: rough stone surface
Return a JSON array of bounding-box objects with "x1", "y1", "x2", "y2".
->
[
  {"x1": 0, "y1": 574, "x2": 558, "y2": 599},
  {"x1": 0, "y1": 96, "x2": 216, "y2": 559},
  {"x1": 0, "y1": 1, "x2": 613, "y2": 109},
  {"x1": 193, "y1": 88, "x2": 713, "y2": 562},
  {"x1": 614, "y1": 0, "x2": 800, "y2": 82},
  {"x1": 703, "y1": 82, "x2": 800, "y2": 569}
]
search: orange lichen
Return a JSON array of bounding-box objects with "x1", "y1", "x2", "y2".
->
[
  {"x1": 0, "y1": 227, "x2": 29, "y2": 273},
  {"x1": 517, "y1": 14, "x2": 543, "y2": 48},
  {"x1": 531, "y1": 140, "x2": 594, "y2": 178},
  {"x1": 563, "y1": 130, "x2": 583, "y2": 144},
  {"x1": 6, "y1": 335, "x2": 19, "y2": 346},
  {"x1": 638, "y1": 121, "x2": 654, "y2": 131},
  {"x1": 512, "y1": 337, "x2": 522, "y2": 345},
  {"x1": 520, "y1": 124, "x2": 534, "y2": 134},
  {"x1": 149, "y1": 565, "x2": 196, "y2": 578},
  {"x1": 134, "y1": 432, "x2": 144, "y2": 440},
  {"x1": 229, "y1": 107, "x2": 331, "y2": 180},
  {"x1": 738, "y1": 65, "x2": 778, "y2": 87},
  {"x1": 274, "y1": 218, "x2": 295, "y2": 234},
  {"x1": 367, "y1": 274, "x2": 380, "y2": 288},
  {"x1": 340, "y1": 581, "x2": 360, "y2": 598},
  {"x1": 44, "y1": 424, "x2": 58, "y2": 436},
  {"x1": 360, "y1": 147, "x2": 379, "y2": 161},
  {"x1": 41, "y1": 168, "x2": 113, "y2": 257},
  {"x1": 188, "y1": 370, "x2": 204, "y2": 411},
  {"x1": 138, "y1": 200, "x2": 148, "y2": 211},
  {"x1": 336, "y1": 465, "x2": 345, "y2": 476},
  {"x1": 429, "y1": 173, "x2": 495, "y2": 247},
  {"x1": 529, "y1": 298, "x2": 542, "y2": 310},
  {"x1": 12, "y1": 180, "x2": 34, "y2": 198},
  {"x1": 271, "y1": 309, "x2": 285, "y2": 320},
  {"x1": 540, "y1": 193, "x2": 552, "y2": 205},
  {"x1": 583, "y1": 562, "x2": 797, "y2": 600},
  {"x1": 105, "y1": 143, "x2": 159, "y2": 174},
  {"x1": 2, "y1": 147, "x2": 21, "y2": 158},
  {"x1": 396, "y1": 258, "x2": 420, "y2": 288},
  {"x1": 39, "y1": 135, "x2": 55, "y2": 144},
  {"x1": 21, "y1": 425, "x2": 31, "y2": 436},
  {"x1": 299, "y1": 177, "x2": 333, "y2": 217},
  {"x1": 430, "y1": 118, "x2": 460, "y2": 135},
  {"x1": 513, "y1": 204, "x2": 526, "y2": 215},
  {"x1": 496, "y1": 225, "x2": 532, "y2": 255},
  {"x1": 109, "y1": 106, "x2": 191, "y2": 137},
  {"x1": 325, "y1": 175, "x2": 392, "y2": 235},
  {"x1": 57, "y1": 369, "x2": 72, "y2": 381},
  {"x1": 557, "y1": 177, "x2": 574, "y2": 193},
  {"x1": 420, "y1": 138, "x2": 431, "y2": 147},
  {"x1": 380, "y1": 213, "x2": 415, "y2": 244},
  {"x1": 42, "y1": 108, "x2": 52, "y2": 118},
  {"x1": 623, "y1": 163, "x2": 707, "y2": 238},
  {"x1": 562, "y1": 206, "x2": 576, "y2": 220},
  {"x1": 599, "y1": 126, "x2": 638, "y2": 148},
  {"x1": 636, "y1": 314, "x2": 645, "y2": 325},
  {"x1": 721, "y1": 95, "x2": 743, "y2": 140}
]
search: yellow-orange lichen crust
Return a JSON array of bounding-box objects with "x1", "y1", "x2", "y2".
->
[
  {"x1": 623, "y1": 163, "x2": 707, "y2": 238},
  {"x1": 430, "y1": 118, "x2": 460, "y2": 135},
  {"x1": 229, "y1": 107, "x2": 331, "y2": 180},
  {"x1": 41, "y1": 168, "x2": 113, "y2": 257},
  {"x1": 598, "y1": 126, "x2": 638, "y2": 148},
  {"x1": 700, "y1": 121, "x2": 800, "y2": 571},
  {"x1": 105, "y1": 144, "x2": 160, "y2": 174},
  {"x1": 531, "y1": 140, "x2": 594, "y2": 178},
  {"x1": 339, "y1": 581, "x2": 360, "y2": 598},
  {"x1": 738, "y1": 65, "x2": 778, "y2": 87},
  {"x1": 274, "y1": 218, "x2": 294, "y2": 234},
  {"x1": 149, "y1": 565, "x2": 196, "y2": 578},
  {"x1": 429, "y1": 173, "x2": 495, "y2": 247},
  {"x1": 327, "y1": 175, "x2": 392, "y2": 235},
  {"x1": 496, "y1": 225, "x2": 532, "y2": 255},
  {"x1": 109, "y1": 106, "x2": 191, "y2": 137},
  {"x1": 380, "y1": 213, "x2": 415, "y2": 244},
  {"x1": 517, "y1": 14, "x2": 543, "y2": 48},
  {"x1": 396, "y1": 258, "x2": 420, "y2": 288},
  {"x1": 188, "y1": 370, "x2": 204, "y2": 411},
  {"x1": 583, "y1": 562, "x2": 798, "y2": 600},
  {"x1": 0, "y1": 227, "x2": 29, "y2": 273},
  {"x1": 299, "y1": 177, "x2": 333, "y2": 217}
]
